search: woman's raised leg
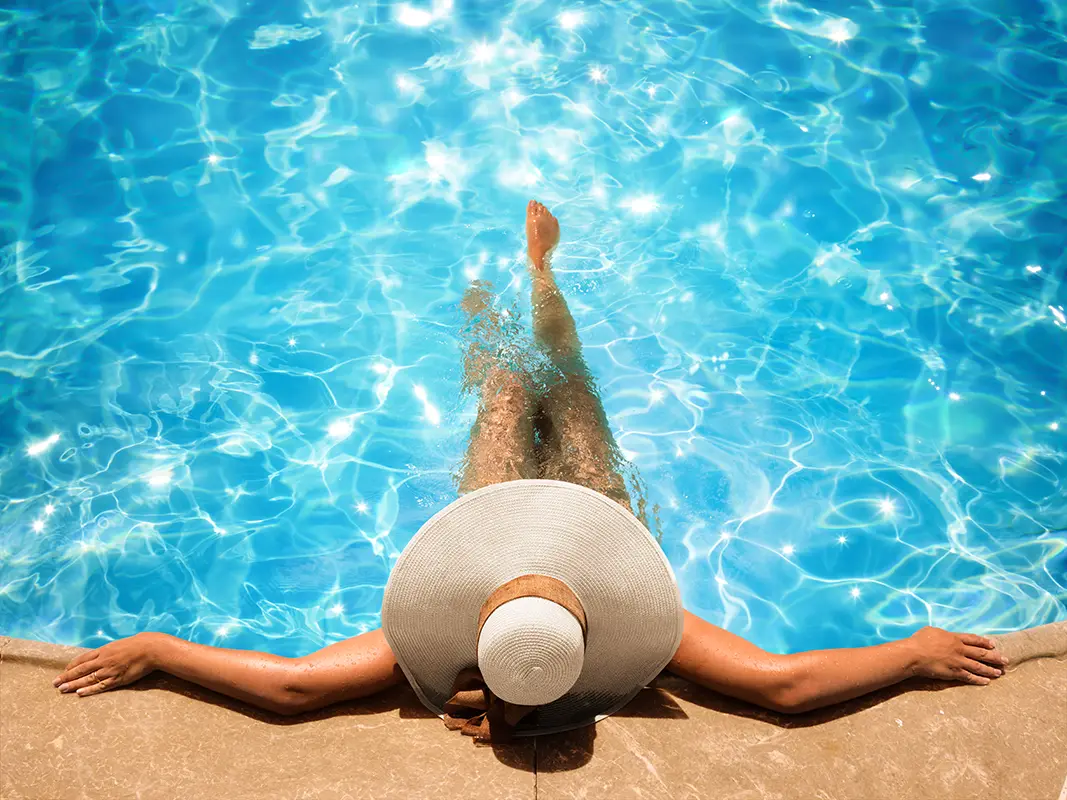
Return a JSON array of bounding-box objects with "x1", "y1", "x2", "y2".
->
[{"x1": 525, "y1": 200, "x2": 633, "y2": 512}]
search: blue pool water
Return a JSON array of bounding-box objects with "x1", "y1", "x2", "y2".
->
[{"x1": 1, "y1": 0, "x2": 1065, "y2": 659}]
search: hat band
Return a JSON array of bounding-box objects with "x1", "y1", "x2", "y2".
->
[{"x1": 476, "y1": 574, "x2": 588, "y2": 640}]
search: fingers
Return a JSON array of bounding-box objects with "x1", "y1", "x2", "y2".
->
[
  {"x1": 57, "y1": 666, "x2": 120, "y2": 695},
  {"x1": 957, "y1": 632, "x2": 995, "y2": 649},
  {"x1": 75, "y1": 675, "x2": 118, "y2": 697},
  {"x1": 957, "y1": 670, "x2": 991, "y2": 686},
  {"x1": 960, "y1": 658, "x2": 1002, "y2": 679},
  {"x1": 54, "y1": 656, "x2": 100, "y2": 688},
  {"x1": 963, "y1": 645, "x2": 1007, "y2": 666},
  {"x1": 58, "y1": 667, "x2": 110, "y2": 693},
  {"x1": 62, "y1": 650, "x2": 98, "y2": 674}
]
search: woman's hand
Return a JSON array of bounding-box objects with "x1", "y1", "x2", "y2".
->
[
  {"x1": 908, "y1": 626, "x2": 1008, "y2": 685},
  {"x1": 53, "y1": 632, "x2": 164, "y2": 697}
]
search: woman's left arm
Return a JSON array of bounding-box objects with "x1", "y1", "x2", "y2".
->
[
  {"x1": 53, "y1": 628, "x2": 403, "y2": 715},
  {"x1": 669, "y1": 611, "x2": 1008, "y2": 714}
]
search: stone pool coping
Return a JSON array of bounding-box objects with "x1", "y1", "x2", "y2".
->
[{"x1": 2, "y1": 622, "x2": 1065, "y2": 799}]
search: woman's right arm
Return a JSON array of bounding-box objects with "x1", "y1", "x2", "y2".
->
[{"x1": 53, "y1": 629, "x2": 404, "y2": 715}]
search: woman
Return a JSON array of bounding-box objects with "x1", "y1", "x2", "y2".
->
[{"x1": 53, "y1": 201, "x2": 1007, "y2": 742}]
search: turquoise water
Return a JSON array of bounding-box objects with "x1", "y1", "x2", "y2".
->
[{"x1": 1, "y1": 0, "x2": 1065, "y2": 659}]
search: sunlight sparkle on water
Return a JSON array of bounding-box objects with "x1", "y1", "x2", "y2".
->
[
  {"x1": 44, "y1": 504, "x2": 55, "y2": 516},
  {"x1": 972, "y1": 172, "x2": 992, "y2": 182},
  {"x1": 558, "y1": 10, "x2": 584, "y2": 30},
  {"x1": 472, "y1": 41, "x2": 495, "y2": 64},
  {"x1": 328, "y1": 418, "x2": 354, "y2": 441},
  {"x1": 412, "y1": 384, "x2": 441, "y2": 426},
  {"x1": 850, "y1": 587, "x2": 862, "y2": 599},
  {"x1": 837, "y1": 535, "x2": 848, "y2": 545},
  {"x1": 395, "y1": 0, "x2": 451, "y2": 28},
  {"x1": 625, "y1": 194, "x2": 660, "y2": 215},
  {"x1": 423, "y1": 141, "x2": 468, "y2": 187},
  {"x1": 896, "y1": 174, "x2": 922, "y2": 191},
  {"x1": 879, "y1": 498, "x2": 896, "y2": 517},
  {"x1": 32, "y1": 520, "x2": 44, "y2": 533},
  {"x1": 396, "y1": 6, "x2": 432, "y2": 27},
  {"x1": 782, "y1": 544, "x2": 796, "y2": 556},
  {"x1": 827, "y1": 19, "x2": 855, "y2": 43},
  {"x1": 26, "y1": 433, "x2": 60, "y2": 456},
  {"x1": 949, "y1": 392, "x2": 961, "y2": 401},
  {"x1": 146, "y1": 468, "x2": 173, "y2": 488},
  {"x1": 589, "y1": 66, "x2": 606, "y2": 83}
]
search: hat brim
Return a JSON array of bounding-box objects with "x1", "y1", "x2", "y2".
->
[{"x1": 381, "y1": 479, "x2": 684, "y2": 735}]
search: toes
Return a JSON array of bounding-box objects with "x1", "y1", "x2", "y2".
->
[{"x1": 527, "y1": 199, "x2": 558, "y2": 224}]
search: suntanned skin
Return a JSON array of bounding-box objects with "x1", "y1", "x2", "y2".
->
[{"x1": 54, "y1": 201, "x2": 1008, "y2": 716}]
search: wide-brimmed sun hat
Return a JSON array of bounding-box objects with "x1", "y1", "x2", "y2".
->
[{"x1": 381, "y1": 479, "x2": 684, "y2": 739}]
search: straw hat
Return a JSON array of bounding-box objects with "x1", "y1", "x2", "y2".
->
[{"x1": 381, "y1": 479, "x2": 684, "y2": 736}]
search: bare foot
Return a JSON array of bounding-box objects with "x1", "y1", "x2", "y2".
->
[{"x1": 526, "y1": 199, "x2": 560, "y2": 271}]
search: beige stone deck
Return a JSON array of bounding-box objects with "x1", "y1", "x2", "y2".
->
[{"x1": 2, "y1": 623, "x2": 1065, "y2": 799}]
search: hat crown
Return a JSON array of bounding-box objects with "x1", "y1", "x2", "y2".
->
[{"x1": 477, "y1": 596, "x2": 585, "y2": 706}]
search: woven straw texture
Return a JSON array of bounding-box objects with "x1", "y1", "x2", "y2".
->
[
  {"x1": 478, "y1": 596, "x2": 586, "y2": 706},
  {"x1": 381, "y1": 479, "x2": 684, "y2": 735}
]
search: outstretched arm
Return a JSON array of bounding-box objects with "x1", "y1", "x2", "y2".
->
[
  {"x1": 669, "y1": 611, "x2": 1008, "y2": 714},
  {"x1": 53, "y1": 629, "x2": 403, "y2": 715}
]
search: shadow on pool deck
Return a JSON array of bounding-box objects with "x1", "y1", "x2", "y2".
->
[{"x1": 2, "y1": 623, "x2": 1065, "y2": 799}]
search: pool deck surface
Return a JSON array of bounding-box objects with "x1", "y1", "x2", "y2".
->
[{"x1": 2, "y1": 622, "x2": 1065, "y2": 799}]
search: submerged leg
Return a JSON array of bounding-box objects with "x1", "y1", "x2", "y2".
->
[
  {"x1": 458, "y1": 283, "x2": 538, "y2": 492},
  {"x1": 525, "y1": 200, "x2": 633, "y2": 512}
]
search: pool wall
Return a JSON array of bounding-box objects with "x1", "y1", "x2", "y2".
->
[{"x1": 2, "y1": 621, "x2": 1064, "y2": 799}]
